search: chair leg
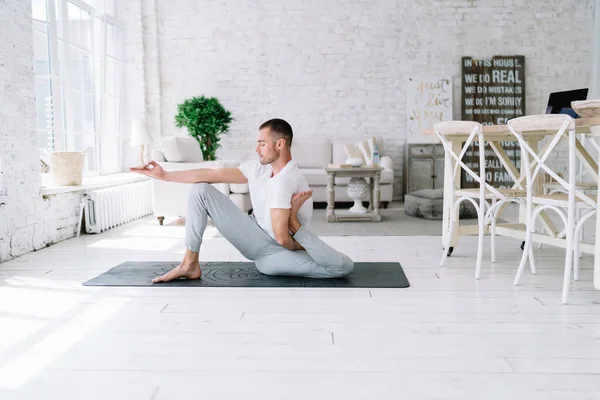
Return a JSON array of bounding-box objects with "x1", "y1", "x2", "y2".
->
[
  {"x1": 440, "y1": 209, "x2": 457, "y2": 268},
  {"x1": 528, "y1": 240, "x2": 536, "y2": 275},
  {"x1": 577, "y1": 208, "x2": 583, "y2": 259},
  {"x1": 535, "y1": 217, "x2": 543, "y2": 250},
  {"x1": 573, "y1": 210, "x2": 588, "y2": 282},
  {"x1": 490, "y1": 216, "x2": 496, "y2": 263},
  {"x1": 562, "y1": 229, "x2": 575, "y2": 305},
  {"x1": 514, "y1": 208, "x2": 534, "y2": 285},
  {"x1": 514, "y1": 237, "x2": 530, "y2": 285},
  {"x1": 475, "y1": 211, "x2": 485, "y2": 280},
  {"x1": 574, "y1": 236, "x2": 580, "y2": 281},
  {"x1": 560, "y1": 200, "x2": 577, "y2": 304}
]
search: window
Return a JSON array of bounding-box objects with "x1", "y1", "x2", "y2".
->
[
  {"x1": 32, "y1": 0, "x2": 54, "y2": 151},
  {"x1": 32, "y1": 0, "x2": 124, "y2": 176},
  {"x1": 101, "y1": 21, "x2": 124, "y2": 174}
]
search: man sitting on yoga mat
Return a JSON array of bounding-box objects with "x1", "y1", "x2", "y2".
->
[{"x1": 131, "y1": 118, "x2": 354, "y2": 283}]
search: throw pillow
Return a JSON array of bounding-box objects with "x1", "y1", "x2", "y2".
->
[
  {"x1": 161, "y1": 136, "x2": 204, "y2": 162},
  {"x1": 342, "y1": 143, "x2": 364, "y2": 162},
  {"x1": 344, "y1": 139, "x2": 373, "y2": 166},
  {"x1": 342, "y1": 137, "x2": 383, "y2": 166}
]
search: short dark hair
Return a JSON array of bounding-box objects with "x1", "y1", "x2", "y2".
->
[{"x1": 259, "y1": 118, "x2": 293, "y2": 148}]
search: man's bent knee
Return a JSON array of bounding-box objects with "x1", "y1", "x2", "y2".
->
[
  {"x1": 190, "y1": 182, "x2": 213, "y2": 197},
  {"x1": 254, "y1": 260, "x2": 278, "y2": 276},
  {"x1": 189, "y1": 182, "x2": 220, "y2": 204},
  {"x1": 336, "y1": 257, "x2": 354, "y2": 277}
]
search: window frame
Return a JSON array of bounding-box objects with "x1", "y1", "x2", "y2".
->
[{"x1": 32, "y1": 0, "x2": 124, "y2": 177}]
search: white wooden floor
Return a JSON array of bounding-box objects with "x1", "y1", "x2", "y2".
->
[{"x1": 1, "y1": 213, "x2": 600, "y2": 400}]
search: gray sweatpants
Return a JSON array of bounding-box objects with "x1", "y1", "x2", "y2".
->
[{"x1": 184, "y1": 182, "x2": 354, "y2": 278}]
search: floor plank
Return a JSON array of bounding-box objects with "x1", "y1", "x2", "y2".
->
[{"x1": 0, "y1": 214, "x2": 599, "y2": 399}]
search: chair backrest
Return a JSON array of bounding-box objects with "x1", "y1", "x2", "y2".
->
[
  {"x1": 507, "y1": 114, "x2": 575, "y2": 134},
  {"x1": 507, "y1": 114, "x2": 596, "y2": 207},
  {"x1": 571, "y1": 98, "x2": 600, "y2": 193},
  {"x1": 571, "y1": 99, "x2": 600, "y2": 118},
  {"x1": 433, "y1": 121, "x2": 507, "y2": 200},
  {"x1": 434, "y1": 121, "x2": 481, "y2": 137}
]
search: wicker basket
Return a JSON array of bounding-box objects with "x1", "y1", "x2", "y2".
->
[{"x1": 50, "y1": 151, "x2": 85, "y2": 186}]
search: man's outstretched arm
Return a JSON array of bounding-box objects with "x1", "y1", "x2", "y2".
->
[
  {"x1": 131, "y1": 161, "x2": 248, "y2": 184},
  {"x1": 271, "y1": 208, "x2": 305, "y2": 251}
]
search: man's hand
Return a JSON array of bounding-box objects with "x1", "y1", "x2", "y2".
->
[
  {"x1": 130, "y1": 161, "x2": 165, "y2": 180},
  {"x1": 288, "y1": 190, "x2": 312, "y2": 234},
  {"x1": 271, "y1": 208, "x2": 304, "y2": 251}
]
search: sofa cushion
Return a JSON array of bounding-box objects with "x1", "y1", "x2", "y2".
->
[
  {"x1": 150, "y1": 149, "x2": 166, "y2": 162},
  {"x1": 230, "y1": 183, "x2": 249, "y2": 194},
  {"x1": 301, "y1": 168, "x2": 328, "y2": 186},
  {"x1": 332, "y1": 139, "x2": 359, "y2": 165},
  {"x1": 334, "y1": 169, "x2": 394, "y2": 185},
  {"x1": 158, "y1": 160, "x2": 223, "y2": 171},
  {"x1": 331, "y1": 137, "x2": 385, "y2": 165},
  {"x1": 161, "y1": 136, "x2": 203, "y2": 162},
  {"x1": 293, "y1": 139, "x2": 331, "y2": 168}
]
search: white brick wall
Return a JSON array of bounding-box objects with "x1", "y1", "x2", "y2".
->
[
  {"x1": 141, "y1": 0, "x2": 163, "y2": 146},
  {"x1": 139, "y1": 0, "x2": 594, "y2": 198},
  {"x1": 0, "y1": 0, "x2": 83, "y2": 262}
]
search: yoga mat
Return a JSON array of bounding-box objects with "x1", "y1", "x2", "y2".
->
[{"x1": 82, "y1": 261, "x2": 410, "y2": 288}]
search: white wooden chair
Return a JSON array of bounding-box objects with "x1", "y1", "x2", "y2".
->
[
  {"x1": 541, "y1": 150, "x2": 598, "y2": 266},
  {"x1": 507, "y1": 114, "x2": 597, "y2": 304},
  {"x1": 433, "y1": 121, "x2": 529, "y2": 279}
]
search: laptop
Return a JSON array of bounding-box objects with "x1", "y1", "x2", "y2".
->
[{"x1": 545, "y1": 88, "x2": 588, "y2": 118}]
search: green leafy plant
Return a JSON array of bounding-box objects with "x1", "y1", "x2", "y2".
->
[{"x1": 174, "y1": 96, "x2": 233, "y2": 161}]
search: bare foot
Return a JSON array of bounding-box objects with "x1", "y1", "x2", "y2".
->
[
  {"x1": 152, "y1": 262, "x2": 202, "y2": 283},
  {"x1": 289, "y1": 190, "x2": 312, "y2": 234}
]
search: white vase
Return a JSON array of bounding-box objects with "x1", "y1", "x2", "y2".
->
[{"x1": 347, "y1": 177, "x2": 369, "y2": 213}]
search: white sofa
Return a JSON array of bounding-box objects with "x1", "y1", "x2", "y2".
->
[
  {"x1": 149, "y1": 135, "x2": 394, "y2": 224},
  {"x1": 291, "y1": 136, "x2": 394, "y2": 206},
  {"x1": 150, "y1": 136, "x2": 252, "y2": 225}
]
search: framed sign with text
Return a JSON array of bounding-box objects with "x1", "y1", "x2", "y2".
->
[
  {"x1": 406, "y1": 76, "x2": 453, "y2": 144},
  {"x1": 461, "y1": 55, "x2": 525, "y2": 188}
]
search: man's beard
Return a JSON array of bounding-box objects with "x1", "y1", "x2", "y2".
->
[{"x1": 260, "y1": 151, "x2": 279, "y2": 165}]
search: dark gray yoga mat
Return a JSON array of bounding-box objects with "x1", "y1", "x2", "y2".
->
[{"x1": 82, "y1": 261, "x2": 410, "y2": 288}]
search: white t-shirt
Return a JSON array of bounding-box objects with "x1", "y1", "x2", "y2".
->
[{"x1": 238, "y1": 159, "x2": 312, "y2": 240}]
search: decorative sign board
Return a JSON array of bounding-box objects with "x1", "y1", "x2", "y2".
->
[
  {"x1": 406, "y1": 76, "x2": 453, "y2": 144},
  {"x1": 461, "y1": 55, "x2": 525, "y2": 188}
]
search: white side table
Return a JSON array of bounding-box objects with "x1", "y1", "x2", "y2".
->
[{"x1": 323, "y1": 166, "x2": 383, "y2": 222}]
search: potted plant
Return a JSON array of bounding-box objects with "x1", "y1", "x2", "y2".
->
[{"x1": 174, "y1": 96, "x2": 233, "y2": 161}]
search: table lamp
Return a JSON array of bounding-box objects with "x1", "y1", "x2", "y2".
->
[{"x1": 130, "y1": 119, "x2": 152, "y2": 166}]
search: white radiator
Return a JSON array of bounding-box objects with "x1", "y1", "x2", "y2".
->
[{"x1": 83, "y1": 180, "x2": 153, "y2": 234}]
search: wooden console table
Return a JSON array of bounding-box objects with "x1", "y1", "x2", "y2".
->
[{"x1": 323, "y1": 166, "x2": 383, "y2": 222}]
